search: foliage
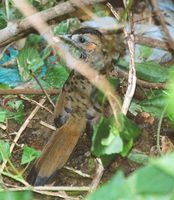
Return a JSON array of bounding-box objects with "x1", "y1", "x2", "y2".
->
[
  {"x1": 92, "y1": 115, "x2": 140, "y2": 165},
  {"x1": 17, "y1": 45, "x2": 44, "y2": 81},
  {"x1": 130, "y1": 92, "x2": 167, "y2": 119},
  {"x1": 87, "y1": 153, "x2": 174, "y2": 200},
  {"x1": 0, "y1": 14, "x2": 7, "y2": 29},
  {"x1": 21, "y1": 145, "x2": 41, "y2": 165},
  {"x1": 44, "y1": 64, "x2": 69, "y2": 88},
  {"x1": 0, "y1": 98, "x2": 24, "y2": 124},
  {"x1": 138, "y1": 45, "x2": 153, "y2": 61},
  {"x1": 0, "y1": 108, "x2": 7, "y2": 123},
  {"x1": 0, "y1": 191, "x2": 32, "y2": 200},
  {"x1": 166, "y1": 68, "x2": 174, "y2": 121},
  {"x1": 116, "y1": 59, "x2": 169, "y2": 83},
  {"x1": 92, "y1": 4, "x2": 109, "y2": 17},
  {"x1": 53, "y1": 18, "x2": 81, "y2": 35},
  {"x1": 0, "y1": 140, "x2": 10, "y2": 162}
]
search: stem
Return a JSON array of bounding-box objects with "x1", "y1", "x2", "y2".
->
[{"x1": 157, "y1": 106, "x2": 167, "y2": 155}]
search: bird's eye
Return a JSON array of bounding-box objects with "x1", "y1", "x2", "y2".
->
[{"x1": 78, "y1": 36, "x2": 86, "y2": 43}]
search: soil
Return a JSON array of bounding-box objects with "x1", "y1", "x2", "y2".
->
[{"x1": 0, "y1": 91, "x2": 160, "y2": 200}]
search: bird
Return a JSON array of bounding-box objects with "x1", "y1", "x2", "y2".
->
[{"x1": 26, "y1": 27, "x2": 109, "y2": 186}]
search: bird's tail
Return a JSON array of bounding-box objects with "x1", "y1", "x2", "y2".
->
[{"x1": 26, "y1": 116, "x2": 86, "y2": 186}]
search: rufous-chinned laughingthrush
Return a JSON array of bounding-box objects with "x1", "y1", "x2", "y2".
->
[{"x1": 27, "y1": 27, "x2": 110, "y2": 186}]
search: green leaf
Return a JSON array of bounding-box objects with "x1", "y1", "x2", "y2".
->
[
  {"x1": 7, "y1": 99, "x2": 23, "y2": 110},
  {"x1": 17, "y1": 46, "x2": 44, "y2": 81},
  {"x1": 140, "y1": 93, "x2": 166, "y2": 108},
  {"x1": 44, "y1": 64, "x2": 69, "y2": 88},
  {"x1": 166, "y1": 68, "x2": 174, "y2": 121},
  {"x1": 116, "y1": 59, "x2": 169, "y2": 83},
  {"x1": 0, "y1": 140, "x2": 10, "y2": 162},
  {"x1": 130, "y1": 92, "x2": 167, "y2": 118},
  {"x1": 91, "y1": 117, "x2": 121, "y2": 156},
  {"x1": 128, "y1": 150, "x2": 149, "y2": 165},
  {"x1": 53, "y1": 18, "x2": 81, "y2": 35},
  {"x1": 138, "y1": 45, "x2": 153, "y2": 60},
  {"x1": 92, "y1": 4, "x2": 109, "y2": 17},
  {"x1": 120, "y1": 116, "x2": 140, "y2": 156},
  {"x1": 0, "y1": 108, "x2": 7, "y2": 123},
  {"x1": 86, "y1": 171, "x2": 126, "y2": 200},
  {"x1": 129, "y1": 164, "x2": 174, "y2": 194},
  {"x1": 87, "y1": 153, "x2": 174, "y2": 200},
  {"x1": 0, "y1": 83, "x2": 10, "y2": 89},
  {"x1": 26, "y1": 34, "x2": 42, "y2": 46},
  {"x1": 152, "y1": 153, "x2": 174, "y2": 177},
  {"x1": 6, "y1": 99, "x2": 24, "y2": 124},
  {"x1": 92, "y1": 115, "x2": 139, "y2": 157},
  {"x1": 0, "y1": 191, "x2": 32, "y2": 200},
  {"x1": 21, "y1": 145, "x2": 41, "y2": 165},
  {"x1": 0, "y1": 16, "x2": 7, "y2": 29}
]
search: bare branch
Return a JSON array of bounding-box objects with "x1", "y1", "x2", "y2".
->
[
  {"x1": 0, "y1": 88, "x2": 60, "y2": 95},
  {"x1": 0, "y1": 0, "x2": 106, "y2": 47},
  {"x1": 151, "y1": 0, "x2": 174, "y2": 50},
  {"x1": 107, "y1": 3, "x2": 136, "y2": 115}
]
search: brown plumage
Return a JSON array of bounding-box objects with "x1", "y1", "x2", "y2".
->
[{"x1": 27, "y1": 27, "x2": 108, "y2": 186}]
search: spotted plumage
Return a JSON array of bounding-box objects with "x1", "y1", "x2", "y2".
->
[{"x1": 27, "y1": 27, "x2": 108, "y2": 186}]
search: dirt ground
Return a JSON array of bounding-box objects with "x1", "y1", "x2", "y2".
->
[{"x1": 0, "y1": 90, "x2": 160, "y2": 200}]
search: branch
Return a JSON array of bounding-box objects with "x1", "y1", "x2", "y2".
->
[
  {"x1": 107, "y1": 3, "x2": 136, "y2": 115},
  {"x1": 112, "y1": 66, "x2": 166, "y2": 89},
  {"x1": 0, "y1": 88, "x2": 60, "y2": 95},
  {"x1": 134, "y1": 34, "x2": 169, "y2": 51},
  {"x1": 0, "y1": 0, "x2": 106, "y2": 47},
  {"x1": 151, "y1": 0, "x2": 174, "y2": 50}
]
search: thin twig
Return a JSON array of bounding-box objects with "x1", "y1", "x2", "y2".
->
[
  {"x1": 40, "y1": 120, "x2": 56, "y2": 131},
  {"x1": 151, "y1": 0, "x2": 174, "y2": 50},
  {"x1": 64, "y1": 166, "x2": 91, "y2": 178},
  {"x1": 30, "y1": 71, "x2": 55, "y2": 109},
  {"x1": 0, "y1": 88, "x2": 60, "y2": 95},
  {"x1": 33, "y1": 190, "x2": 80, "y2": 199},
  {"x1": 0, "y1": 98, "x2": 46, "y2": 172},
  {"x1": 70, "y1": 0, "x2": 97, "y2": 19},
  {"x1": 156, "y1": 106, "x2": 167, "y2": 155},
  {"x1": 0, "y1": 185, "x2": 90, "y2": 192},
  {"x1": 19, "y1": 94, "x2": 54, "y2": 115},
  {"x1": 90, "y1": 158, "x2": 104, "y2": 192},
  {"x1": 0, "y1": 123, "x2": 7, "y2": 130},
  {"x1": 0, "y1": 42, "x2": 14, "y2": 60},
  {"x1": 0, "y1": 0, "x2": 106, "y2": 47}
]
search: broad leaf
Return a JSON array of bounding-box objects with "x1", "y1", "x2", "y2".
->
[
  {"x1": 0, "y1": 108, "x2": 7, "y2": 123},
  {"x1": 0, "y1": 140, "x2": 10, "y2": 162},
  {"x1": 44, "y1": 64, "x2": 69, "y2": 88},
  {"x1": 0, "y1": 15, "x2": 7, "y2": 29},
  {"x1": 166, "y1": 68, "x2": 174, "y2": 121},
  {"x1": 6, "y1": 99, "x2": 24, "y2": 124},
  {"x1": 87, "y1": 153, "x2": 174, "y2": 200},
  {"x1": 92, "y1": 115, "x2": 140, "y2": 157},
  {"x1": 138, "y1": 45, "x2": 153, "y2": 60},
  {"x1": 21, "y1": 145, "x2": 41, "y2": 165},
  {"x1": 0, "y1": 191, "x2": 32, "y2": 200},
  {"x1": 53, "y1": 18, "x2": 81, "y2": 35},
  {"x1": 17, "y1": 46, "x2": 44, "y2": 81},
  {"x1": 116, "y1": 59, "x2": 169, "y2": 83}
]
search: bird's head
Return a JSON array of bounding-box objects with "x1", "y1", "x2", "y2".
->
[{"x1": 60, "y1": 27, "x2": 106, "y2": 70}]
